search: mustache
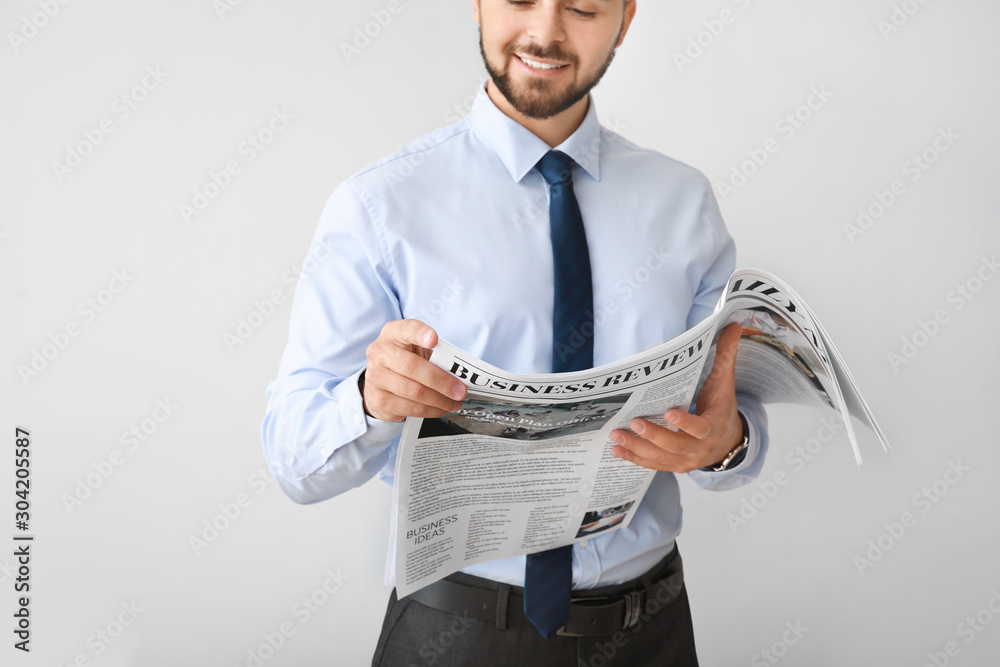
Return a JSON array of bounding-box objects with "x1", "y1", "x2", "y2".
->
[{"x1": 505, "y1": 42, "x2": 579, "y2": 66}]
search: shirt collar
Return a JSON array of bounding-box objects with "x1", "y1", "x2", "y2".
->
[{"x1": 468, "y1": 81, "x2": 603, "y2": 184}]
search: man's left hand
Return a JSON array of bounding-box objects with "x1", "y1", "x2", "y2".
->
[{"x1": 609, "y1": 322, "x2": 745, "y2": 473}]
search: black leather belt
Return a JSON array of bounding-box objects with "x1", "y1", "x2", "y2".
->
[{"x1": 407, "y1": 550, "x2": 684, "y2": 637}]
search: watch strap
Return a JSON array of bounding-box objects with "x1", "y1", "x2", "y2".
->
[{"x1": 702, "y1": 411, "x2": 749, "y2": 472}]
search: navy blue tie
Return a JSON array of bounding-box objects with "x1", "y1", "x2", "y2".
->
[{"x1": 523, "y1": 150, "x2": 594, "y2": 638}]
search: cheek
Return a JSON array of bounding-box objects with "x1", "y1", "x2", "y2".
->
[
  {"x1": 481, "y1": 14, "x2": 523, "y2": 52},
  {"x1": 575, "y1": 25, "x2": 619, "y2": 59}
]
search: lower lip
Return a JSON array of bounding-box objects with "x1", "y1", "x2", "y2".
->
[{"x1": 513, "y1": 54, "x2": 570, "y2": 78}]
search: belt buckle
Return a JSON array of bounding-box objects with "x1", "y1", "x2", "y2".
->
[
  {"x1": 555, "y1": 591, "x2": 644, "y2": 637},
  {"x1": 555, "y1": 595, "x2": 605, "y2": 637},
  {"x1": 555, "y1": 626, "x2": 586, "y2": 638},
  {"x1": 622, "y1": 590, "x2": 642, "y2": 629}
]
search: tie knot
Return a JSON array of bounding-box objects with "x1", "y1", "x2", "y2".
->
[{"x1": 537, "y1": 150, "x2": 575, "y2": 186}]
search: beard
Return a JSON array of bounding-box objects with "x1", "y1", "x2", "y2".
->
[{"x1": 479, "y1": 27, "x2": 619, "y2": 120}]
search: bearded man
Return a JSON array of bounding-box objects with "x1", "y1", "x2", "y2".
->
[{"x1": 262, "y1": 2, "x2": 769, "y2": 664}]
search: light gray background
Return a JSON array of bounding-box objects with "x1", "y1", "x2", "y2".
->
[{"x1": 3, "y1": 1, "x2": 999, "y2": 665}]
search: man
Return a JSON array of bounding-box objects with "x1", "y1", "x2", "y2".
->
[{"x1": 262, "y1": 1, "x2": 769, "y2": 664}]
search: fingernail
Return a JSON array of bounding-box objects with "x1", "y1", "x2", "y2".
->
[
  {"x1": 610, "y1": 432, "x2": 624, "y2": 445},
  {"x1": 422, "y1": 330, "x2": 435, "y2": 347},
  {"x1": 451, "y1": 385, "x2": 466, "y2": 400},
  {"x1": 666, "y1": 412, "x2": 678, "y2": 424},
  {"x1": 631, "y1": 421, "x2": 645, "y2": 434},
  {"x1": 453, "y1": 401, "x2": 464, "y2": 411}
]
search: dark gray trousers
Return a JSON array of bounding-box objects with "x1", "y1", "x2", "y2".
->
[{"x1": 371, "y1": 547, "x2": 699, "y2": 667}]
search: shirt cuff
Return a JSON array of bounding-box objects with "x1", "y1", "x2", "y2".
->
[{"x1": 286, "y1": 367, "x2": 403, "y2": 481}]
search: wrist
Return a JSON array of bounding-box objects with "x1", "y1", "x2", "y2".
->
[
  {"x1": 358, "y1": 368, "x2": 372, "y2": 418},
  {"x1": 703, "y1": 411, "x2": 749, "y2": 472}
]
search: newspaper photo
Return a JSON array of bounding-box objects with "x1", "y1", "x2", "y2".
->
[{"x1": 388, "y1": 268, "x2": 890, "y2": 597}]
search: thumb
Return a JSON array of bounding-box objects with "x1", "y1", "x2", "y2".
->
[
  {"x1": 698, "y1": 322, "x2": 741, "y2": 409},
  {"x1": 714, "y1": 322, "x2": 742, "y2": 376}
]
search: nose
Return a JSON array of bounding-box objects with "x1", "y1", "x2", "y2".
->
[{"x1": 525, "y1": 4, "x2": 566, "y2": 47}]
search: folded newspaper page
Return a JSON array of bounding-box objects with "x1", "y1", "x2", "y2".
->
[{"x1": 388, "y1": 268, "x2": 889, "y2": 597}]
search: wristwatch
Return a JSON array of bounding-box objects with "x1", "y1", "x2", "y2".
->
[{"x1": 704, "y1": 411, "x2": 749, "y2": 472}]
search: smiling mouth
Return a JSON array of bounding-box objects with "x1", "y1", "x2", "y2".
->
[{"x1": 516, "y1": 54, "x2": 570, "y2": 71}]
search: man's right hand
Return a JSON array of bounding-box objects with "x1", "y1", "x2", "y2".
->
[{"x1": 361, "y1": 319, "x2": 468, "y2": 422}]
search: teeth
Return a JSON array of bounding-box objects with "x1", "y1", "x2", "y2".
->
[{"x1": 520, "y1": 56, "x2": 566, "y2": 70}]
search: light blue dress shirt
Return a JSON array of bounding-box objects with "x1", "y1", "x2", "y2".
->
[{"x1": 262, "y1": 82, "x2": 769, "y2": 589}]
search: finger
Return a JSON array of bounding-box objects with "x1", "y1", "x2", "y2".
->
[
  {"x1": 610, "y1": 426, "x2": 693, "y2": 464},
  {"x1": 369, "y1": 340, "x2": 467, "y2": 402},
  {"x1": 365, "y1": 386, "x2": 457, "y2": 422},
  {"x1": 659, "y1": 410, "x2": 713, "y2": 440},
  {"x1": 367, "y1": 366, "x2": 465, "y2": 415},
  {"x1": 697, "y1": 323, "x2": 741, "y2": 414},
  {"x1": 626, "y1": 419, "x2": 692, "y2": 454},
  {"x1": 708, "y1": 322, "x2": 741, "y2": 382},
  {"x1": 382, "y1": 318, "x2": 439, "y2": 352},
  {"x1": 609, "y1": 433, "x2": 698, "y2": 473}
]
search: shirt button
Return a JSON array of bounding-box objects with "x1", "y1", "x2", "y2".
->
[
  {"x1": 320, "y1": 448, "x2": 329, "y2": 458},
  {"x1": 353, "y1": 412, "x2": 363, "y2": 425},
  {"x1": 579, "y1": 540, "x2": 589, "y2": 548}
]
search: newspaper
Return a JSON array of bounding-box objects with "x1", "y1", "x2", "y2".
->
[{"x1": 388, "y1": 268, "x2": 889, "y2": 597}]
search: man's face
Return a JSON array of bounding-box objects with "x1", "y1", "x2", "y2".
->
[{"x1": 475, "y1": 0, "x2": 635, "y2": 120}]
